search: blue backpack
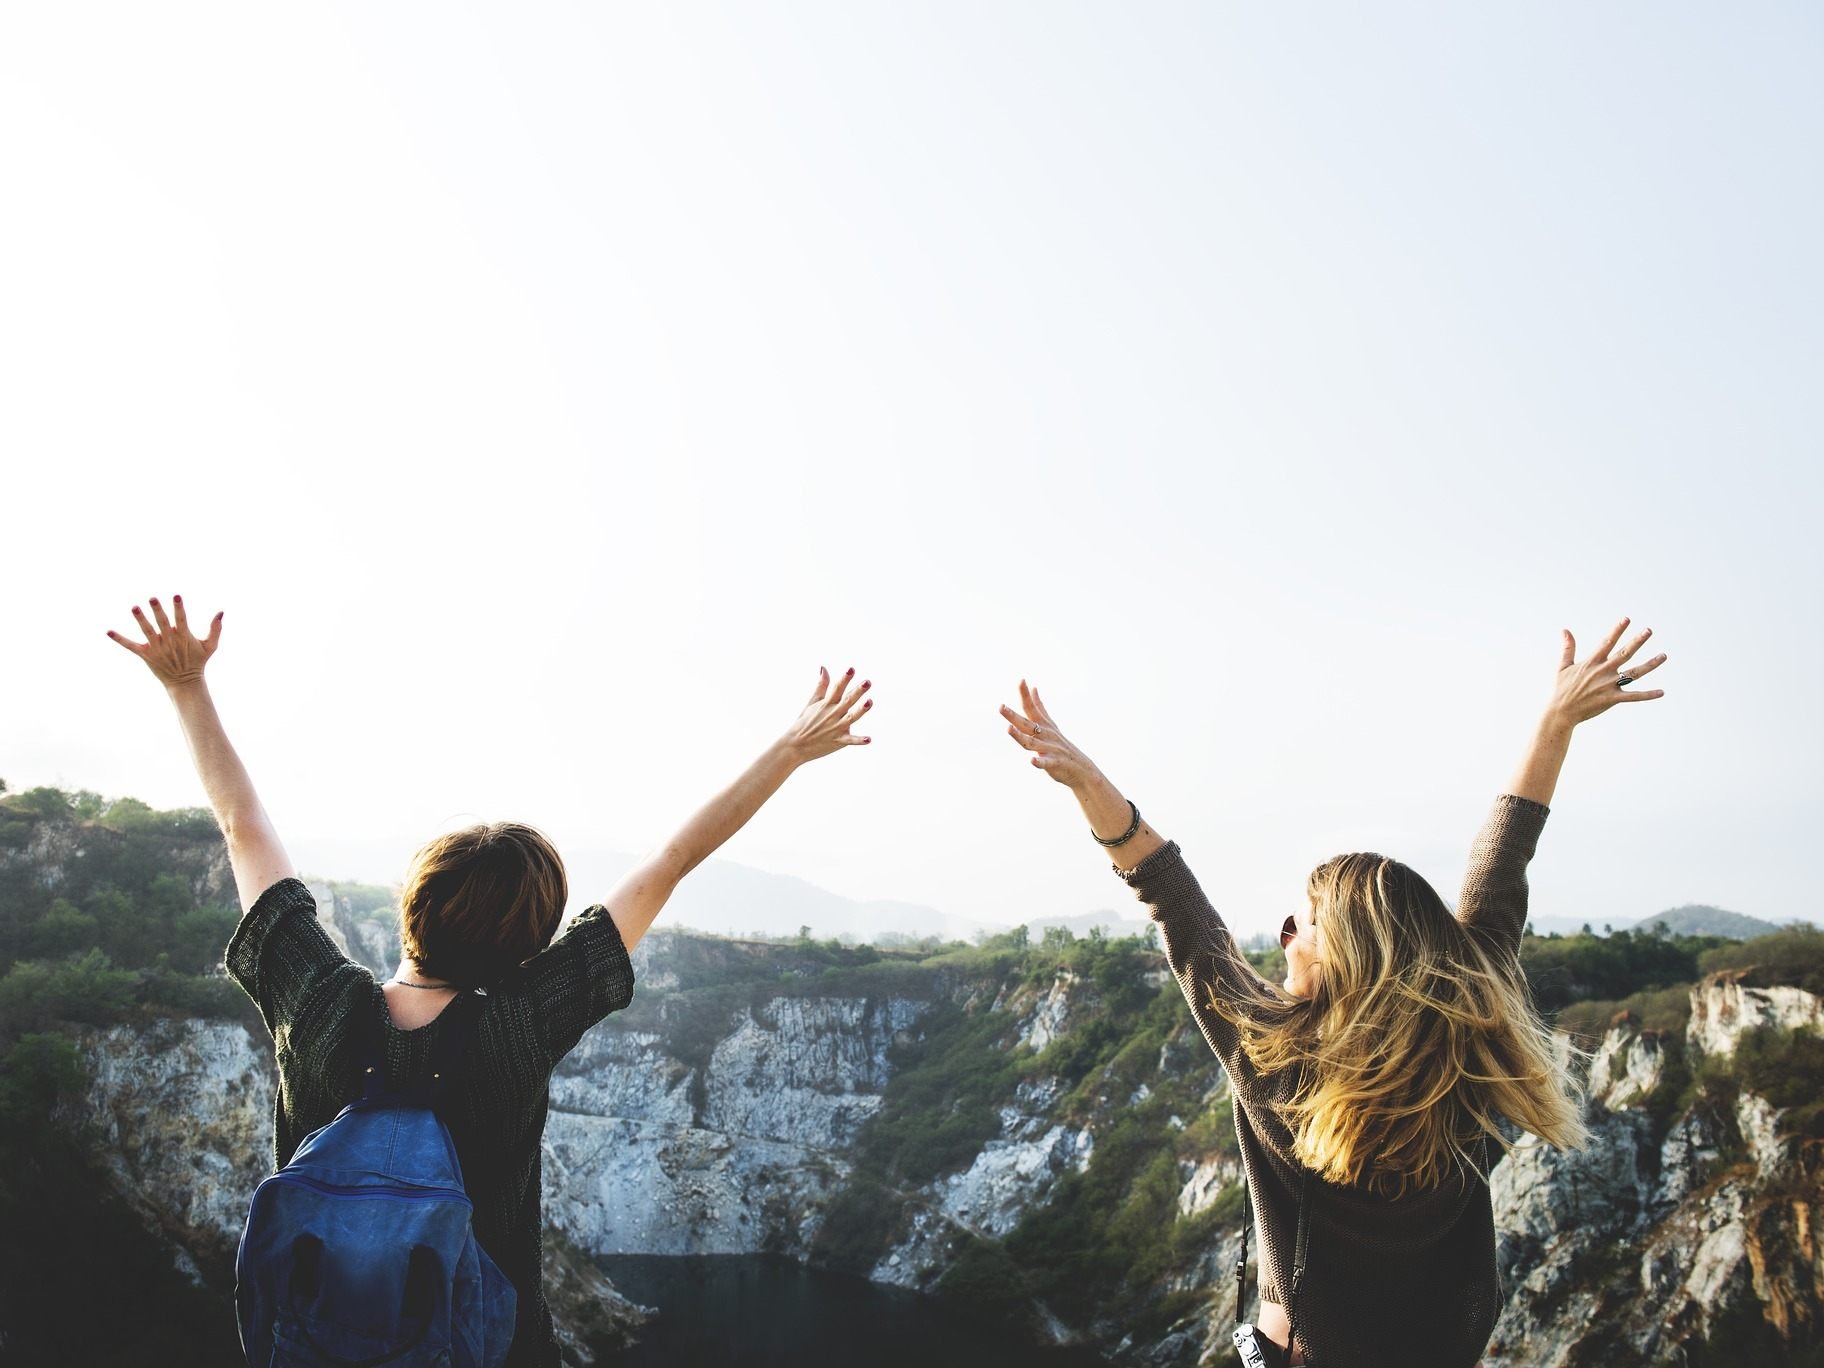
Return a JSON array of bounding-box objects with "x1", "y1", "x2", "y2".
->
[{"x1": 235, "y1": 990, "x2": 517, "y2": 1366}]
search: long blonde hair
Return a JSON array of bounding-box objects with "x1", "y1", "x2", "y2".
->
[{"x1": 1212, "y1": 853, "x2": 1586, "y2": 1196}]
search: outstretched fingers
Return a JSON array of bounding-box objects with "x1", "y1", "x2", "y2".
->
[
  {"x1": 837, "y1": 673, "x2": 871, "y2": 713},
  {"x1": 1018, "y1": 679, "x2": 1053, "y2": 728},
  {"x1": 1611, "y1": 627, "x2": 1655, "y2": 670},
  {"x1": 1622, "y1": 652, "x2": 1668, "y2": 681},
  {"x1": 1000, "y1": 702, "x2": 1038, "y2": 743},
  {"x1": 1593, "y1": 616, "x2": 1631, "y2": 662},
  {"x1": 839, "y1": 674, "x2": 873, "y2": 744},
  {"x1": 105, "y1": 628, "x2": 146, "y2": 657},
  {"x1": 131, "y1": 604, "x2": 156, "y2": 643}
]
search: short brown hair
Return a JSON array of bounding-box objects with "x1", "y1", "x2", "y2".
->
[{"x1": 399, "y1": 823, "x2": 568, "y2": 987}]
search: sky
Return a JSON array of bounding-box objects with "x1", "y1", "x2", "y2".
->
[{"x1": 4, "y1": 3, "x2": 1819, "y2": 941}]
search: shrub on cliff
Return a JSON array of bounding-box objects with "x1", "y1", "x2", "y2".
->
[{"x1": 1697, "y1": 924, "x2": 1824, "y2": 995}]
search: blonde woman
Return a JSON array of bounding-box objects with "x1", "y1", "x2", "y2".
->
[{"x1": 1002, "y1": 619, "x2": 1666, "y2": 1368}]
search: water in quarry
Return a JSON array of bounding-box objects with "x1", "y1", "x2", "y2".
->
[{"x1": 599, "y1": 1254, "x2": 1110, "y2": 1366}]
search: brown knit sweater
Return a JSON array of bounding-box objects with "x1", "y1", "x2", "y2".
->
[
  {"x1": 1118, "y1": 794, "x2": 1550, "y2": 1368},
  {"x1": 225, "y1": 879, "x2": 636, "y2": 1367}
]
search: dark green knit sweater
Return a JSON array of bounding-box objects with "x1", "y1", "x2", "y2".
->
[
  {"x1": 225, "y1": 878, "x2": 636, "y2": 1367},
  {"x1": 1120, "y1": 794, "x2": 1550, "y2": 1368}
]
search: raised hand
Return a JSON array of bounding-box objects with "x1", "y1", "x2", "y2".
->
[
  {"x1": 781, "y1": 667, "x2": 874, "y2": 763},
  {"x1": 107, "y1": 595, "x2": 223, "y2": 690},
  {"x1": 1001, "y1": 680, "x2": 1100, "y2": 789},
  {"x1": 1002, "y1": 680, "x2": 1162, "y2": 864},
  {"x1": 1548, "y1": 618, "x2": 1668, "y2": 726}
]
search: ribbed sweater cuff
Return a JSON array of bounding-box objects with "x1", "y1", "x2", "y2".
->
[{"x1": 1113, "y1": 839, "x2": 1186, "y2": 888}]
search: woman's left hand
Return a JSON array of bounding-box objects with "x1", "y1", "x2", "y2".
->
[
  {"x1": 780, "y1": 666, "x2": 874, "y2": 764},
  {"x1": 1546, "y1": 618, "x2": 1668, "y2": 727},
  {"x1": 1001, "y1": 681, "x2": 1100, "y2": 790},
  {"x1": 107, "y1": 595, "x2": 223, "y2": 690}
]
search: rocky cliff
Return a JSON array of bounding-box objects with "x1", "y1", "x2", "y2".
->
[
  {"x1": 1485, "y1": 972, "x2": 1823, "y2": 1366},
  {"x1": 46, "y1": 913, "x2": 1824, "y2": 1366}
]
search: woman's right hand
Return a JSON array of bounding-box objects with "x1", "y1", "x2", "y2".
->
[
  {"x1": 1546, "y1": 618, "x2": 1668, "y2": 727},
  {"x1": 780, "y1": 667, "x2": 874, "y2": 764}
]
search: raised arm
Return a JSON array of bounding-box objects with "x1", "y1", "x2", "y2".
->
[
  {"x1": 108, "y1": 596, "x2": 295, "y2": 912},
  {"x1": 1000, "y1": 681, "x2": 1165, "y2": 869},
  {"x1": 1460, "y1": 618, "x2": 1668, "y2": 954},
  {"x1": 1002, "y1": 682, "x2": 1277, "y2": 1092},
  {"x1": 604, "y1": 666, "x2": 875, "y2": 952}
]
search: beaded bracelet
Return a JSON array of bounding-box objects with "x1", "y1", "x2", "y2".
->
[{"x1": 1093, "y1": 799, "x2": 1143, "y2": 848}]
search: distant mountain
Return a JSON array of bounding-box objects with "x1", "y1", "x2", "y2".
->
[
  {"x1": 1024, "y1": 908, "x2": 1151, "y2": 939},
  {"x1": 1634, "y1": 904, "x2": 1783, "y2": 940},
  {"x1": 1523, "y1": 912, "x2": 1651, "y2": 938},
  {"x1": 290, "y1": 837, "x2": 986, "y2": 944},
  {"x1": 542, "y1": 849, "x2": 989, "y2": 945}
]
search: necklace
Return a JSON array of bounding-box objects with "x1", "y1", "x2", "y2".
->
[{"x1": 386, "y1": 978, "x2": 456, "y2": 991}]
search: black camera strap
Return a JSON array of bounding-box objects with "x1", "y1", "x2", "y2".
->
[
  {"x1": 1287, "y1": 1167, "x2": 1312, "y2": 1361},
  {"x1": 1236, "y1": 1168, "x2": 1314, "y2": 1365}
]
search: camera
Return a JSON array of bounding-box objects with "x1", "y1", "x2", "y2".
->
[{"x1": 1231, "y1": 1323, "x2": 1291, "y2": 1368}]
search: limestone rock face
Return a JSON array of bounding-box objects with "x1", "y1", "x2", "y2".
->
[
  {"x1": 1585, "y1": 1022, "x2": 1666, "y2": 1109},
  {"x1": 1688, "y1": 969, "x2": 1824, "y2": 1058},
  {"x1": 56, "y1": 924, "x2": 1824, "y2": 1368},
  {"x1": 544, "y1": 1112, "x2": 836, "y2": 1257},
  {"x1": 702, "y1": 996, "x2": 925, "y2": 1150},
  {"x1": 307, "y1": 882, "x2": 401, "y2": 977},
  {"x1": 1018, "y1": 970, "x2": 1078, "y2": 1051},
  {"x1": 67, "y1": 1018, "x2": 273, "y2": 1265},
  {"x1": 68, "y1": 1017, "x2": 651, "y2": 1359},
  {"x1": 544, "y1": 992, "x2": 930, "y2": 1260},
  {"x1": 1177, "y1": 1154, "x2": 1243, "y2": 1218},
  {"x1": 1654, "y1": 1103, "x2": 1733, "y2": 1211},
  {"x1": 1483, "y1": 974, "x2": 1824, "y2": 1367},
  {"x1": 541, "y1": 1228, "x2": 655, "y2": 1365}
]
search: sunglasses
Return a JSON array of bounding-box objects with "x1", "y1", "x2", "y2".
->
[{"x1": 1280, "y1": 914, "x2": 1299, "y2": 949}]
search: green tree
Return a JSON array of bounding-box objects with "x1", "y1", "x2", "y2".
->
[
  {"x1": 0, "y1": 1033, "x2": 86, "y2": 1129},
  {"x1": 26, "y1": 899, "x2": 97, "y2": 959},
  {"x1": 0, "y1": 949, "x2": 138, "y2": 1034},
  {"x1": 172, "y1": 905, "x2": 239, "y2": 973},
  {"x1": 5, "y1": 788, "x2": 72, "y2": 820},
  {"x1": 102, "y1": 796, "x2": 170, "y2": 830}
]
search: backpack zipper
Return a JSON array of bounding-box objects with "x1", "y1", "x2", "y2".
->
[{"x1": 269, "y1": 1173, "x2": 472, "y2": 1206}]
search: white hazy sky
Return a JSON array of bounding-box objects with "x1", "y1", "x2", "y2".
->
[{"x1": 4, "y1": 4, "x2": 1819, "y2": 939}]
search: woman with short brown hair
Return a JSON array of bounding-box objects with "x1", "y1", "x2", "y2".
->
[{"x1": 110, "y1": 594, "x2": 876, "y2": 1365}]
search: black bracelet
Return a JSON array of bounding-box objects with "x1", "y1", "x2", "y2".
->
[{"x1": 1093, "y1": 799, "x2": 1143, "y2": 848}]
